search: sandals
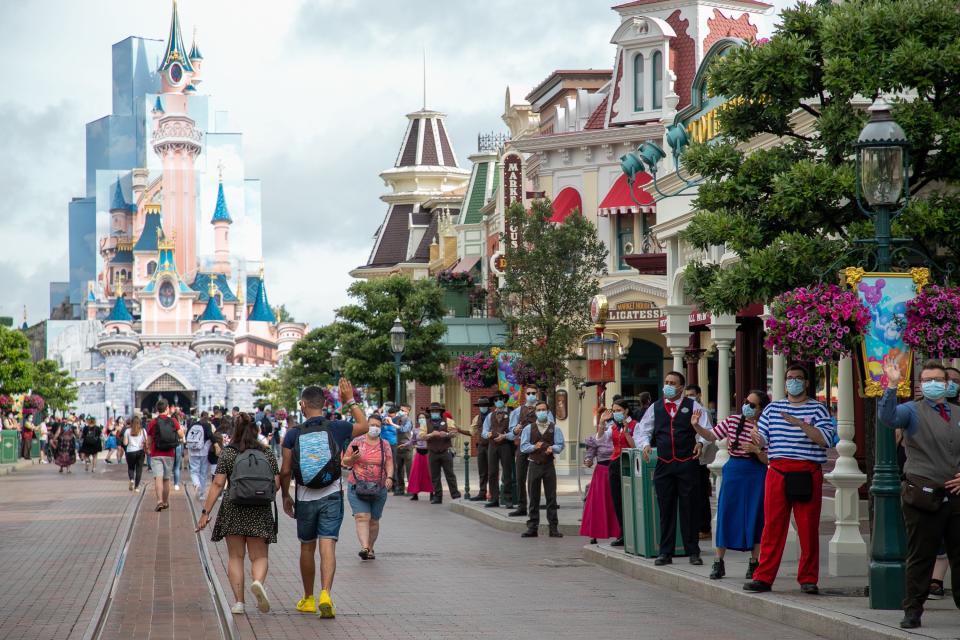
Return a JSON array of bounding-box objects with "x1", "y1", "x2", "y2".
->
[
  {"x1": 367, "y1": 550, "x2": 376, "y2": 560},
  {"x1": 358, "y1": 548, "x2": 370, "y2": 560},
  {"x1": 155, "y1": 503, "x2": 170, "y2": 512}
]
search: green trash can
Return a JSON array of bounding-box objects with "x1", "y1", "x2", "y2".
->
[
  {"x1": 621, "y1": 447, "x2": 686, "y2": 558},
  {"x1": 31, "y1": 437, "x2": 40, "y2": 459},
  {"x1": 0, "y1": 430, "x2": 18, "y2": 464}
]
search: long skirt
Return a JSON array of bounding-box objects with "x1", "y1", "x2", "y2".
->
[
  {"x1": 579, "y1": 462, "x2": 621, "y2": 539},
  {"x1": 407, "y1": 449, "x2": 433, "y2": 495},
  {"x1": 715, "y1": 456, "x2": 766, "y2": 551},
  {"x1": 55, "y1": 435, "x2": 77, "y2": 469}
]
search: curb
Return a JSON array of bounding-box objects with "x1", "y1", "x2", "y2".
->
[
  {"x1": 449, "y1": 500, "x2": 581, "y2": 536},
  {"x1": 582, "y1": 545, "x2": 923, "y2": 640},
  {"x1": 80, "y1": 486, "x2": 145, "y2": 640},
  {"x1": 0, "y1": 460, "x2": 37, "y2": 476}
]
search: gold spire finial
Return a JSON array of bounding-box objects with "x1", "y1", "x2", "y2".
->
[
  {"x1": 237, "y1": 275, "x2": 245, "y2": 304},
  {"x1": 23, "y1": 305, "x2": 27, "y2": 324},
  {"x1": 208, "y1": 278, "x2": 218, "y2": 299},
  {"x1": 259, "y1": 266, "x2": 265, "y2": 279},
  {"x1": 117, "y1": 273, "x2": 125, "y2": 297}
]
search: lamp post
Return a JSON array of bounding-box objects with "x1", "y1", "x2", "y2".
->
[
  {"x1": 853, "y1": 100, "x2": 912, "y2": 610},
  {"x1": 389, "y1": 317, "x2": 406, "y2": 407},
  {"x1": 104, "y1": 400, "x2": 112, "y2": 428}
]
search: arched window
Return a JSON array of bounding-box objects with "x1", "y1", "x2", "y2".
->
[
  {"x1": 652, "y1": 51, "x2": 663, "y2": 109},
  {"x1": 633, "y1": 53, "x2": 644, "y2": 111},
  {"x1": 147, "y1": 261, "x2": 157, "y2": 276}
]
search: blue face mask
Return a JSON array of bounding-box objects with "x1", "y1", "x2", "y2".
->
[
  {"x1": 612, "y1": 411, "x2": 625, "y2": 423},
  {"x1": 785, "y1": 379, "x2": 805, "y2": 396},
  {"x1": 922, "y1": 380, "x2": 947, "y2": 401},
  {"x1": 741, "y1": 403, "x2": 757, "y2": 419},
  {"x1": 662, "y1": 384, "x2": 678, "y2": 399},
  {"x1": 535, "y1": 410, "x2": 549, "y2": 422},
  {"x1": 479, "y1": 407, "x2": 489, "y2": 414},
  {"x1": 526, "y1": 394, "x2": 537, "y2": 405},
  {"x1": 947, "y1": 381, "x2": 959, "y2": 398},
  {"x1": 495, "y1": 400, "x2": 505, "y2": 409},
  {"x1": 430, "y1": 412, "x2": 441, "y2": 421},
  {"x1": 398, "y1": 410, "x2": 406, "y2": 417}
]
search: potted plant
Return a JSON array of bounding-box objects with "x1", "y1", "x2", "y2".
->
[
  {"x1": 454, "y1": 352, "x2": 499, "y2": 390},
  {"x1": 902, "y1": 284, "x2": 960, "y2": 359}
]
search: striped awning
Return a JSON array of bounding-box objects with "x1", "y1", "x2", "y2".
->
[{"x1": 598, "y1": 172, "x2": 655, "y2": 216}]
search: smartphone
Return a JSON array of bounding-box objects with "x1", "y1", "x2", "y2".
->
[{"x1": 351, "y1": 444, "x2": 360, "y2": 453}]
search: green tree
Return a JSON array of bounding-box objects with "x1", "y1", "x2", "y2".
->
[
  {"x1": 287, "y1": 324, "x2": 340, "y2": 390},
  {"x1": 254, "y1": 362, "x2": 298, "y2": 411},
  {"x1": 680, "y1": 0, "x2": 960, "y2": 314},
  {"x1": 275, "y1": 304, "x2": 296, "y2": 323},
  {"x1": 336, "y1": 275, "x2": 446, "y2": 400},
  {"x1": 0, "y1": 325, "x2": 33, "y2": 394},
  {"x1": 502, "y1": 199, "x2": 608, "y2": 399},
  {"x1": 31, "y1": 359, "x2": 78, "y2": 416}
]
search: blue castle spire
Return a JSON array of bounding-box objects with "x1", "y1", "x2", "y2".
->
[
  {"x1": 200, "y1": 282, "x2": 226, "y2": 322},
  {"x1": 159, "y1": 0, "x2": 194, "y2": 73},
  {"x1": 110, "y1": 178, "x2": 128, "y2": 211},
  {"x1": 106, "y1": 295, "x2": 133, "y2": 323},
  {"x1": 152, "y1": 95, "x2": 165, "y2": 114},
  {"x1": 248, "y1": 272, "x2": 276, "y2": 323},
  {"x1": 211, "y1": 180, "x2": 232, "y2": 224}
]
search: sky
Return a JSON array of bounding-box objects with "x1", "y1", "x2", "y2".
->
[{"x1": 0, "y1": 0, "x2": 623, "y2": 328}]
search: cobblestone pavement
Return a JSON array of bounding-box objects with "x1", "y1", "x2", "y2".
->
[
  {"x1": 101, "y1": 482, "x2": 221, "y2": 640},
  {"x1": 0, "y1": 461, "x2": 135, "y2": 640},
  {"x1": 204, "y1": 492, "x2": 828, "y2": 640}
]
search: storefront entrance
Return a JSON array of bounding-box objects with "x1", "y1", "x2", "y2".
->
[{"x1": 620, "y1": 338, "x2": 663, "y2": 400}]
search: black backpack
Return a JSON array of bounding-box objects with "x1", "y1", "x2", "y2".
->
[
  {"x1": 154, "y1": 416, "x2": 179, "y2": 451},
  {"x1": 292, "y1": 419, "x2": 341, "y2": 490},
  {"x1": 83, "y1": 426, "x2": 100, "y2": 447},
  {"x1": 228, "y1": 446, "x2": 276, "y2": 506}
]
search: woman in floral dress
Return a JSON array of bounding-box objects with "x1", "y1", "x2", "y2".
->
[{"x1": 54, "y1": 422, "x2": 78, "y2": 473}]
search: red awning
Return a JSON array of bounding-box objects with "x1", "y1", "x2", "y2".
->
[
  {"x1": 598, "y1": 172, "x2": 655, "y2": 216},
  {"x1": 452, "y1": 255, "x2": 481, "y2": 273},
  {"x1": 549, "y1": 187, "x2": 582, "y2": 223}
]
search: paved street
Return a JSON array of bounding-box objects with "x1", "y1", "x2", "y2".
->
[{"x1": 204, "y1": 491, "x2": 827, "y2": 640}]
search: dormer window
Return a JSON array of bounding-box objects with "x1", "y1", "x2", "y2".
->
[
  {"x1": 147, "y1": 261, "x2": 157, "y2": 276},
  {"x1": 633, "y1": 54, "x2": 645, "y2": 111},
  {"x1": 652, "y1": 51, "x2": 663, "y2": 109}
]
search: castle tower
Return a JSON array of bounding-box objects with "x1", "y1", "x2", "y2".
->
[
  {"x1": 98, "y1": 281, "x2": 141, "y2": 419},
  {"x1": 276, "y1": 322, "x2": 305, "y2": 360},
  {"x1": 110, "y1": 178, "x2": 133, "y2": 238},
  {"x1": 192, "y1": 280, "x2": 234, "y2": 413},
  {"x1": 211, "y1": 171, "x2": 233, "y2": 276},
  {"x1": 189, "y1": 29, "x2": 203, "y2": 86}
]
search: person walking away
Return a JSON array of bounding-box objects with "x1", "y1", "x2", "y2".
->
[
  {"x1": 344, "y1": 414, "x2": 394, "y2": 559},
  {"x1": 606, "y1": 399, "x2": 638, "y2": 546},
  {"x1": 405, "y1": 414, "x2": 432, "y2": 500},
  {"x1": 482, "y1": 393, "x2": 515, "y2": 509},
  {"x1": 468, "y1": 397, "x2": 491, "y2": 502},
  {"x1": 186, "y1": 412, "x2": 215, "y2": 499},
  {"x1": 279, "y1": 380, "x2": 368, "y2": 619},
  {"x1": 80, "y1": 417, "x2": 102, "y2": 472},
  {"x1": 114, "y1": 417, "x2": 127, "y2": 465},
  {"x1": 124, "y1": 416, "x2": 147, "y2": 492},
  {"x1": 636, "y1": 371, "x2": 712, "y2": 565},
  {"x1": 146, "y1": 399, "x2": 183, "y2": 511},
  {"x1": 520, "y1": 401, "x2": 564, "y2": 538},
  {"x1": 685, "y1": 385, "x2": 717, "y2": 541},
  {"x1": 690, "y1": 391, "x2": 770, "y2": 580},
  {"x1": 197, "y1": 413, "x2": 280, "y2": 615},
  {"x1": 879, "y1": 358, "x2": 960, "y2": 629},
  {"x1": 508, "y1": 387, "x2": 553, "y2": 517},
  {"x1": 421, "y1": 402, "x2": 461, "y2": 504},
  {"x1": 580, "y1": 407, "x2": 621, "y2": 544},
  {"x1": 103, "y1": 425, "x2": 117, "y2": 463},
  {"x1": 744, "y1": 364, "x2": 834, "y2": 595},
  {"x1": 53, "y1": 422, "x2": 77, "y2": 473}
]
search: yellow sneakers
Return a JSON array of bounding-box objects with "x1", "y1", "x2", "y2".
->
[
  {"x1": 295, "y1": 595, "x2": 316, "y2": 613},
  {"x1": 317, "y1": 590, "x2": 336, "y2": 618}
]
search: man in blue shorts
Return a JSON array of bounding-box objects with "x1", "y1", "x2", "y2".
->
[{"x1": 280, "y1": 379, "x2": 368, "y2": 619}]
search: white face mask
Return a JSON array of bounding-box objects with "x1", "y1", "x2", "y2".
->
[{"x1": 367, "y1": 426, "x2": 381, "y2": 438}]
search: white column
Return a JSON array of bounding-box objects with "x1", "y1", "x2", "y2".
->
[
  {"x1": 708, "y1": 316, "x2": 738, "y2": 543},
  {"x1": 824, "y1": 356, "x2": 867, "y2": 575},
  {"x1": 664, "y1": 304, "x2": 692, "y2": 374}
]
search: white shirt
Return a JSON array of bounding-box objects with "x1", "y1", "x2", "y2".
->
[
  {"x1": 125, "y1": 431, "x2": 146, "y2": 453},
  {"x1": 635, "y1": 397, "x2": 712, "y2": 447}
]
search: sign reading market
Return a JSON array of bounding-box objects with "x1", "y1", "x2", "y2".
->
[{"x1": 502, "y1": 153, "x2": 522, "y2": 250}]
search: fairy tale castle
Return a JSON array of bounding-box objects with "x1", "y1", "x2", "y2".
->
[{"x1": 50, "y1": 2, "x2": 305, "y2": 419}]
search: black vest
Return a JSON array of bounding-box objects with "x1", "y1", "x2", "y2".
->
[
  {"x1": 426, "y1": 418, "x2": 452, "y2": 453},
  {"x1": 652, "y1": 397, "x2": 697, "y2": 463},
  {"x1": 527, "y1": 422, "x2": 556, "y2": 465},
  {"x1": 489, "y1": 410, "x2": 510, "y2": 438}
]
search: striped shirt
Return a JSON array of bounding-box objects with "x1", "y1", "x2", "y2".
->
[
  {"x1": 757, "y1": 399, "x2": 834, "y2": 463},
  {"x1": 711, "y1": 414, "x2": 761, "y2": 459}
]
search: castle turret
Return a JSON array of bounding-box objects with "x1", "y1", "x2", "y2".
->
[
  {"x1": 98, "y1": 280, "x2": 141, "y2": 420},
  {"x1": 211, "y1": 173, "x2": 233, "y2": 276},
  {"x1": 158, "y1": 0, "x2": 194, "y2": 97},
  {"x1": 192, "y1": 281, "x2": 234, "y2": 414},
  {"x1": 188, "y1": 29, "x2": 203, "y2": 86}
]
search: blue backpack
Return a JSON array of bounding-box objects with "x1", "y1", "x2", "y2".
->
[{"x1": 292, "y1": 419, "x2": 341, "y2": 489}]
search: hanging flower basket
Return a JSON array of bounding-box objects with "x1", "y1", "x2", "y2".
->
[
  {"x1": 454, "y1": 352, "x2": 498, "y2": 390},
  {"x1": 505, "y1": 357, "x2": 549, "y2": 390},
  {"x1": 275, "y1": 408, "x2": 288, "y2": 422},
  {"x1": 436, "y1": 270, "x2": 474, "y2": 290},
  {"x1": 764, "y1": 283, "x2": 871, "y2": 364},
  {"x1": 0, "y1": 395, "x2": 12, "y2": 416},
  {"x1": 21, "y1": 394, "x2": 45, "y2": 416},
  {"x1": 902, "y1": 284, "x2": 960, "y2": 359}
]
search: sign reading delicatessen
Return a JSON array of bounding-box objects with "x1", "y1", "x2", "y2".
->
[{"x1": 607, "y1": 300, "x2": 663, "y2": 323}]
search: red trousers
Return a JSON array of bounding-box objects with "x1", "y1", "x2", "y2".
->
[{"x1": 753, "y1": 459, "x2": 823, "y2": 586}]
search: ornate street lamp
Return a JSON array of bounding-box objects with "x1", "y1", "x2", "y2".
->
[
  {"x1": 620, "y1": 123, "x2": 700, "y2": 201},
  {"x1": 854, "y1": 99, "x2": 910, "y2": 610},
  {"x1": 389, "y1": 317, "x2": 406, "y2": 407}
]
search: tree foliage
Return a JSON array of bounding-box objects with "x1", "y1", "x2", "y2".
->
[
  {"x1": 0, "y1": 326, "x2": 33, "y2": 394},
  {"x1": 502, "y1": 199, "x2": 608, "y2": 395},
  {"x1": 336, "y1": 276, "x2": 447, "y2": 398},
  {"x1": 31, "y1": 359, "x2": 77, "y2": 416},
  {"x1": 681, "y1": 0, "x2": 960, "y2": 314},
  {"x1": 253, "y1": 362, "x2": 298, "y2": 412}
]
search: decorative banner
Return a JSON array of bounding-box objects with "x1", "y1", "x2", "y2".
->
[
  {"x1": 844, "y1": 267, "x2": 929, "y2": 398},
  {"x1": 502, "y1": 153, "x2": 523, "y2": 251},
  {"x1": 494, "y1": 349, "x2": 523, "y2": 406}
]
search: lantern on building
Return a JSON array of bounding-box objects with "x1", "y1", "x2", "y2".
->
[{"x1": 578, "y1": 294, "x2": 623, "y2": 388}]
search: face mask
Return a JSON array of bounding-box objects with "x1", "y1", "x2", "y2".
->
[
  {"x1": 397, "y1": 410, "x2": 405, "y2": 417},
  {"x1": 612, "y1": 411, "x2": 625, "y2": 423},
  {"x1": 921, "y1": 380, "x2": 947, "y2": 400},
  {"x1": 418, "y1": 417, "x2": 427, "y2": 427},
  {"x1": 947, "y1": 381, "x2": 959, "y2": 398},
  {"x1": 526, "y1": 394, "x2": 537, "y2": 405},
  {"x1": 741, "y1": 404, "x2": 757, "y2": 419},
  {"x1": 662, "y1": 384, "x2": 677, "y2": 399},
  {"x1": 535, "y1": 410, "x2": 549, "y2": 422},
  {"x1": 785, "y1": 379, "x2": 805, "y2": 396},
  {"x1": 367, "y1": 426, "x2": 381, "y2": 438},
  {"x1": 430, "y1": 412, "x2": 441, "y2": 421},
  {"x1": 495, "y1": 400, "x2": 505, "y2": 409},
  {"x1": 479, "y1": 407, "x2": 489, "y2": 414}
]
